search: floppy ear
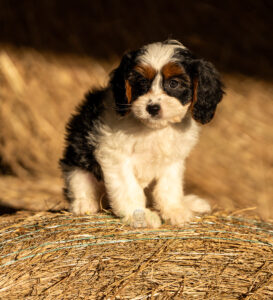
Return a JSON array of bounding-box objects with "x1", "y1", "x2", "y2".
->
[
  {"x1": 190, "y1": 59, "x2": 224, "y2": 124},
  {"x1": 110, "y1": 51, "x2": 136, "y2": 115}
]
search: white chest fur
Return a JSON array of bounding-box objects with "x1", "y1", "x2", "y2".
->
[{"x1": 94, "y1": 110, "x2": 200, "y2": 187}]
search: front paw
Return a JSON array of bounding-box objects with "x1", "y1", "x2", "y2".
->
[
  {"x1": 161, "y1": 206, "x2": 193, "y2": 226},
  {"x1": 71, "y1": 198, "x2": 99, "y2": 215},
  {"x1": 121, "y1": 208, "x2": 162, "y2": 228}
]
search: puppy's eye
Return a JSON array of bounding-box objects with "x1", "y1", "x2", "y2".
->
[{"x1": 169, "y1": 79, "x2": 179, "y2": 89}]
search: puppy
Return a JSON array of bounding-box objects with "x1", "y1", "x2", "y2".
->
[{"x1": 60, "y1": 39, "x2": 224, "y2": 228}]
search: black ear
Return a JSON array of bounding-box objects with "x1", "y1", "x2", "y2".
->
[
  {"x1": 110, "y1": 51, "x2": 136, "y2": 115},
  {"x1": 189, "y1": 59, "x2": 224, "y2": 124}
]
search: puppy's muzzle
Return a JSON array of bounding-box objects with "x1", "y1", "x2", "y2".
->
[{"x1": 146, "y1": 103, "x2": 161, "y2": 117}]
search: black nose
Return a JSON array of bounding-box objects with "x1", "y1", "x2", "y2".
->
[{"x1": 146, "y1": 104, "x2": 161, "y2": 116}]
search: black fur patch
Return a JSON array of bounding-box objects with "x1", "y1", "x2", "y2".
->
[
  {"x1": 185, "y1": 59, "x2": 224, "y2": 124},
  {"x1": 173, "y1": 50, "x2": 224, "y2": 124},
  {"x1": 162, "y1": 71, "x2": 192, "y2": 106},
  {"x1": 128, "y1": 70, "x2": 154, "y2": 101},
  {"x1": 174, "y1": 47, "x2": 196, "y2": 60},
  {"x1": 110, "y1": 49, "x2": 145, "y2": 115},
  {"x1": 59, "y1": 89, "x2": 106, "y2": 182}
]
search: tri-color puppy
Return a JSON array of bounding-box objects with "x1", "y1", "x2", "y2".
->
[{"x1": 60, "y1": 39, "x2": 224, "y2": 228}]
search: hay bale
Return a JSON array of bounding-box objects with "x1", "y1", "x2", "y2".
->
[{"x1": 0, "y1": 211, "x2": 272, "y2": 299}]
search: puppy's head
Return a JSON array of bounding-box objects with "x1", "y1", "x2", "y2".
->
[{"x1": 110, "y1": 39, "x2": 224, "y2": 129}]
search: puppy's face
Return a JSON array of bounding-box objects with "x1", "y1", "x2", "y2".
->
[
  {"x1": 111, "y1": 40, "x2": 224, "y2": 128},
  {"x1": 128, "y1": 60, "x2": 192, "y2": 129}
]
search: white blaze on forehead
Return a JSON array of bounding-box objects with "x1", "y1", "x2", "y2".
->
[
  {"x1": 139, "y1": 42, "x2": 186, "y2": 71},
  {"x1": 151, "y1": 73, "x2": 162, "y2": 94}
]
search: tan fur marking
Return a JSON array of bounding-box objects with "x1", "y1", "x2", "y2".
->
[
  {"x1": 190, "y1": 78, "x2": 198, "y2": 112},
  {"x1": 125, "y1": 80, "x2": 132, "y2": 103},
  {"x1": 162, "y1": 62, "x2": 189, "y2": 82},
  {"x1": 134, "y1": 64, "x2": 156, "y2": 80}
]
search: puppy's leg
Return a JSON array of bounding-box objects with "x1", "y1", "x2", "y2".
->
[
  {"x1": 65, "y1": 168, "x2": 104, "y2": 215},
  {"x1": 153, "y1": 162, "x2": 193, "y2": 226},
  {"x1": 101, "y1": 160, "x2": 161, "y2": 228}
]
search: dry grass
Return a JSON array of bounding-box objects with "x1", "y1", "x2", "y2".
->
[
  {"x1": 0, "y1": 46, "x2": 272, "y2": 220},
  {"x1": 0, "y1": 211, "x2": 272, "y2": 299}
]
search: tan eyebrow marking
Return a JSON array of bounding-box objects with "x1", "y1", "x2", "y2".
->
[
  {"x1": 134, "y1": 64, "x2": 157, "y2": 80},
  {"x1": 162, "y1": 62, "x2": 190, "y2": 83},
  {"x1": 190, "y1": 78, "x2": 198, "y2": 112}
]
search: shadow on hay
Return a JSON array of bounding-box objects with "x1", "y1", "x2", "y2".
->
[
  {"x1": 0, "y1": 203, "x2": 68, "y2": 216},
  {"x1": 0, "y1": 203, "x2": 19, "y2": 215},
  {"x1": 0, "y1": 202, "x2": 68, "y2": 216}
]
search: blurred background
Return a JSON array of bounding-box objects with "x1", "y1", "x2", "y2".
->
[{"x1": 0, "y1": 0, "x2": 272, "y2": 220}]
